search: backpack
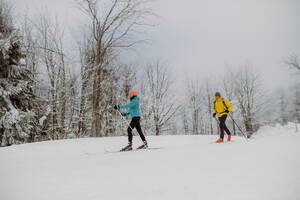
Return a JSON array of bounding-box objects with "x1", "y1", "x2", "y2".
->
[{"x1": 214, "y1": 98, "x2": 228, "y2": 111}]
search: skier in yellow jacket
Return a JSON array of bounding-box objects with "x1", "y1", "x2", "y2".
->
[{"x1": 213, "y1": 92, "x2": 233, "y2": 143}]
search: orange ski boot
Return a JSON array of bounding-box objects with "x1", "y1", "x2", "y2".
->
[
  {"x1": 216, "y1": 138, "x2": 223, "y2": 143},
  {"x1": 227, "y1": 134, "x2": 231, "y2": 142}
]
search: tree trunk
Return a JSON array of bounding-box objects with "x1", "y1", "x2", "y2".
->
[
  {"x1": 154, "y1": 115, "x2": 159, "y2": 136},
  {"x1": 60, "y1": 55, "x2": 66, "y2": 138},
  {"x1": 193, "y1": 110, "x2": 198, "y2": 135},
  {"x1": 51, "y1": 79, "x2": 58, "y2": 139},
  {"x1": 91, "y1": 65, "x2": 101, "y2": 137},
  {"x1": 155, "y1": 125, "x2": 159, "y2": 136},
  {"x1": 244, "y1": 117, "x2": 253, "y2": 138}
]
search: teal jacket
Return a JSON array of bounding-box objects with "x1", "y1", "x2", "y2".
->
[{"x1": 119, "y1": 96, "x2": 141, "y2": 118}]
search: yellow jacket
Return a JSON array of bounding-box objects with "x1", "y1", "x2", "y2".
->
[{"x1": 214, "y1": 97, "x2": 232, "y2": 117}]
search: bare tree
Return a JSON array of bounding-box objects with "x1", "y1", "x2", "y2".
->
[
  {"x1": 221, "y1": 68, "x2": 238, "y2": 135},
  {"x1": 293, "y1": 85, "x2": 300, "y2": 132},
  {"x1": 285, "y1": 55, "x2": 300, "y2": 73},
  {"x1": 146, "y1": 61, "x2": 179, "y2": 136},
  {"x1": 138, "y1": 71, "x2": 153, "y2": 134},
  {"x1": 32, "y1": 13, "x2": 70, "y2": 139},
  {"x1": 187, "y1": 80, "x2": 202, "y2": 135},
  {"x1": 21, "y1": 13, "x2": 39, "y2": 85},
  {"x1": 284, "y1": 55, "x2": 300, "y2": 131},
  {"x1": 234, "y1": 64, "x2": 265, "y2": 138},
  {"x1": 182, "y1": 107, "x2": 189, "y2": 135},
  {"x1": 67, "y1": 71, "x2": 78, "y2": 132},
  {"x1": 77, "y1": 37, "x2": 94, "y2": 136},
  {"x1": 204, "y1": 80, "x2": 215, "y2": 135},
  {"x1": 76, "y1": 0, "x2": 152, "y2": 137},
  {"x1": 121, "y1": 64, "x2": 136, "y2": 98},
  {"x1": 278, "y1": 89, "x2": 288, "y2": 125},
  {"x1": 0, "y1": 0, "x2": 13, "y2": 39}
]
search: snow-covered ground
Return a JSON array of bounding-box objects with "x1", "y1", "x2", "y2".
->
[{"x1": 1, "y1": 123, "x2": 299, "y2": 200}]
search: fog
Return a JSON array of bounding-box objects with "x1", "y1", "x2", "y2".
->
[{"x1": 12, "y1": 0, "x2": 300, "y2": 90}]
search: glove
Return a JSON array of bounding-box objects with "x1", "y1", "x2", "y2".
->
[
  {"x1": 225, "y1": 110, "x2": 229, "y2": 113},
  {"x1": 213, "y1": 113, "x2": 216, "y2": 118},
  {"x1": 121, "y1": 113, "x2": 127, "y2": 116},
  {"x1": 114, "y1": 105, "x2": 120, "y2": 110}
]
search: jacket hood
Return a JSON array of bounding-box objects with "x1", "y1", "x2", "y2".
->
[
  {"x1": 215, "y1": 96, "x2": 223, "y2": 102},
  {"x1": 130, "y1": 95, "x2": 139, "y2": 101}
]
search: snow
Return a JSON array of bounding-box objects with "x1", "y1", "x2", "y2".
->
[
  {"x1": 39, "y1": 116, "x2": 47, "y2": 126},
  {"x1": 252, "y1": 122, "x2": 299, "y2": 139},
  {"x1": 0, "y1": 124, "x2": 299, "y2": 200},
  {"x1": 0, "y1": 99, "x2": 20, "y2": 129},
  {"x1": 39, "y1": 106, "x2": 52, "y2": 126}
]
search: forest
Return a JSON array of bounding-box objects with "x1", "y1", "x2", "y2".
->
[{"x1": 0, "y1": 0, "x2": 299, "y2": 146}]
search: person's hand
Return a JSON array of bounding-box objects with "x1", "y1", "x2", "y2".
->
[
  {"x1": 114, "y1": 105, "x2": 120, "y2": 110},
  {"x1": 213, "y1": 113, "x2": 216, "y2": 118},
  {"x1": 121, "y1": 113, "x2": 127, "y2": 116}
]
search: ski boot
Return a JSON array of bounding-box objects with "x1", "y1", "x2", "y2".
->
[
  {"x1": 227, "y1": 134, "x2": 231, "y2": 142},
  {"x1": 120, "y1": 143, "x2": 132, "y2": 152},
  {"x1": 215, "y1": 138, "x2": 223, "y2": 143},
  {"x1": 137, "y1": 141, "x2": 148, "y2": 150}
]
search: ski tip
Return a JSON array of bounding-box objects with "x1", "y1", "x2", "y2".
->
[{"x1": 211, "y1": 140, "x2": 234, "y2": 144}]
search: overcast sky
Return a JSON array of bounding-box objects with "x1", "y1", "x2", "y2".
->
[{"x1": 12, "y1": 0, "x2": 300, "y2": 91}]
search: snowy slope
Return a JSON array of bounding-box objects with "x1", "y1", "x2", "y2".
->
[{"x1": 0, "y1": 124, "x2": 299, "y2": 200}]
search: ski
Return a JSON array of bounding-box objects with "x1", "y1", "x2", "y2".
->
[
  {"x1": 104, "y1": 147, "x2": 163, "y2": 154},
  {"x1": 211, "y1": 140, "x2": 234, "y2": 144}
]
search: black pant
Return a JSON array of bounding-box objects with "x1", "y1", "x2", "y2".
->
[
  {"x1": 218, "y1": 115, "x2": 231, "y2": 139},
  {"x1": 128, "y1": 117, "x2": 146, "y2": 143}
]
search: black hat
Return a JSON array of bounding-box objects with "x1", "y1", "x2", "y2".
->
[{"x1": 215, "y1": 92, "x2": 221, "y2": 97}]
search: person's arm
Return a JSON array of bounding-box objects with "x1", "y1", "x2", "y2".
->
[
  {"x1": 224, "y1": 99, "x2": 232, "y2": 112},
  {"x1": 120, "y1": 112, "x2": 130, "y2": 116},
  {"x1": 119, "y1": 98, "x2": 138, "y2": 109}
]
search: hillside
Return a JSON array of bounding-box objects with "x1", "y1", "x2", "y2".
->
[{"x1": 0, "y1": 123, "x2": 299, "y2": 200}]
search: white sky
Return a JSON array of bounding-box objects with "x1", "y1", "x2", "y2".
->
[{"x1": 12, "y1": 0, "x2": 300, "y2": 91}]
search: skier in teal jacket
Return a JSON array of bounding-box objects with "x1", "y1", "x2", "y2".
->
[
  {"x1": 119, "y1": 95, "x2": 141, "y2": 118},
  {"x1": 114, "y1": 90, "x2": 148, "y2": 151}
]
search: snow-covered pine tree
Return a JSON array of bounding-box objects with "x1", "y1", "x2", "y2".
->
[{"x1": 0, "y1": 0, "x2": 40, "y2": 146}]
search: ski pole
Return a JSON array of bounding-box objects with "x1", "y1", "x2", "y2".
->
[
  {"x1": 115, "y1": 109, "x2": 134, "y2": 131},
  {"x1": 214, "y1": 116, "x2": 220, "y2": 126},
  {"x1": 214, "y1": 116, "x2": 222, "y2": 136},
  {"x1": 228, "y1": 114, "x2": 248, "y2": 141}
]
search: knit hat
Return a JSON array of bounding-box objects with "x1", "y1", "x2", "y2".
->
[
  {"x1": 130, "y1": 90, "x2": 138, "y2": 97},
  {"x1": 215, "y1": 92, "x2": 221, "y2": 97}
]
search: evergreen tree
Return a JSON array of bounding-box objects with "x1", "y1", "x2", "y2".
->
[{"x1": 0, "y1": 0, "x2": 40, "y2": 146}]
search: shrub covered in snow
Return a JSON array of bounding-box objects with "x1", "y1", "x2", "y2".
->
[{"x1": 252, "y1": 122, "x2": 299, "y2": 139}]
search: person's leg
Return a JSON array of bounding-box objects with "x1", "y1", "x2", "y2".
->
[
  {"x1": 127, "y1": 126, "x2": 133, "y2": 144},
  {"x1": 128, "y1": 117, "x2": 142, "y2": 143},
  {"x1": 127, "y1": 118, "x2": 138, "y2": 144},
  {"x1": 121, "y1": 119, "x2": 137, "y2": 151},
  {"x1": 222, "y1": 115, "x2": 231, "y2": 135},
  {"x1": 219, "y1": 116, "x2": 226, "y2": 139},
  {"x1": 135, "y1": 117, "x2": 146, "y2": 142}
]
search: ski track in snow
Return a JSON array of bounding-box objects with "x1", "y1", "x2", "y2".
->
[{"x1": 0, "y1": 124, "x2": 300, "y2": 200}]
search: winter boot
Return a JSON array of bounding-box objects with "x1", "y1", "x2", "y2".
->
[
  {"x1": 227, "y1": 134, "x2": 231, "y2": 142},
  {"x1": 137, "y1": 141, "x2": 148, "y2": 150},
  {"x1": 215, "y1": 138, "x2": 223, "y2": 143},
  {"x1": 121, "y1": 143, "x2": 132, "y2": 152}
]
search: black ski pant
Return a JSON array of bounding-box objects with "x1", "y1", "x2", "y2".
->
[
  {"x1": 218, "y1": 115, "x2": 231, "y2": 139},
  {"x1": 127, "y1": 117, "x2": 146, "y2": 143}
]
